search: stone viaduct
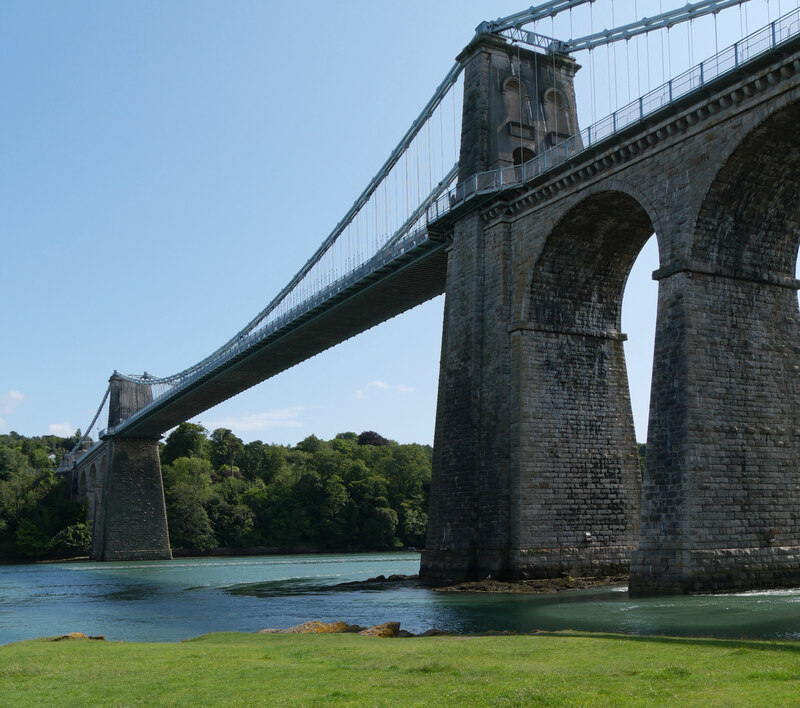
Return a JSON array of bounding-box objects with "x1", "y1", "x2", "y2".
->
[
  {"x1": 421, "y1": 32, "x2": 800, "y2": 593},
  {"x1": 69, "y1": 27, "x2": 800, "y2": 593}
]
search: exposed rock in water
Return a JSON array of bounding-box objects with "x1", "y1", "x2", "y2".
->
[
  {"x1": 434, "y1": 575, "x2": 628, "y2": 594},
  {"x1": 332, "y1": 573, "x2": 627, "y2": 594},
  {"x1": 333, "y1": 574, "x2": 421, "y2": 590},
  {"x1": 51, "y1": 632, "x2": 105, "y2": 641}
]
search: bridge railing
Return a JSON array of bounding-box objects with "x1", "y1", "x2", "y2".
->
[
  {"x1": 429, "y1": 7, "x2": 800, "y2": 221},
  {"x1": 109, "y1": 60, "x2": 465, "y2": 423},
  {"x1": 113, "y1": 222, "x2": 439, "y2": 434}
]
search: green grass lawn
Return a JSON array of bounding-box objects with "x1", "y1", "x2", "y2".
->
[{"x1": 2, "y1": 631, "x2": 800, "y2": 706}]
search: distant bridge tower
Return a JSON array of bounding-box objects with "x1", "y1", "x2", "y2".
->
[{"x1": 91, "y1": 374, "x2": 171, "y2": 561}]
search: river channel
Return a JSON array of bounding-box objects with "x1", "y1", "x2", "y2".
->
[{"x1": 3, "y1": 552, "x2": 800, "y2": 644}]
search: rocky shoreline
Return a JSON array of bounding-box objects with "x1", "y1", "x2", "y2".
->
[
  {"x1": 335, "y1": 573, "x2": 628, "y2": 594},
  {"x1": 257, "y1": 620, "x2": 527, "y2": 638}
]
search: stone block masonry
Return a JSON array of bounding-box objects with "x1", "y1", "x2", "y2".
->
[
  {"x1": 423, "y1": 33, "x2": 800, "y2": 591},
  {"x1": 92, "y1": 438, "x2": 171, "y2": 561}
]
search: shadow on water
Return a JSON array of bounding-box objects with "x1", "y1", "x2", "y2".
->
[
  {"x1": 222, "y1": 577, "x2": 343, "y2": 597},
  {"x1": 103, "y1": 584, "x2": 165, "y2": 602}
]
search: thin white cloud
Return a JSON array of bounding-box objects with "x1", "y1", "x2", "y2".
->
[
  {"x1": 202, "y1": 407, "x2": 305, "y2": 433},
  {"x1": 49, "y1": 422, "x2": 74, "y2": 437},
  {"x1": 396, "y1": 384, "x2": 414, "y2": 393},
  {"x1": 355, "y1": 380, "x2": 390, "y2": 399},
  {"x1": 0, "y1": 390, "x2": 24, "y2": 417}
]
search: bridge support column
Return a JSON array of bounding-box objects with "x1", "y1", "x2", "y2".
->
[
  {"x1": 92, "y1": 437, "x2": 171, "y2": 561},
  {"x1": 91, "y1": 373, "x2": 171, "y2": 561},
  {"x1": 507, "y1": 325, "x2": 640, "y2": 579},
  {"x1": 422, "y1": 213, "x2": 511, "y2": 581},
  {"x1": 421, "y1": 204, "x2": 642, "y2": 583},
  {"x1": 631, "y1": 269, "x2": 800, "y2": 592}
]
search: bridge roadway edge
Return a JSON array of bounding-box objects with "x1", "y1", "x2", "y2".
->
[
  {"x1": 116, "y1": 239, "x2": 448, "y2": 441},
  {"x1": 422, "y1": 33, "x2": 800, "y2": 591}
]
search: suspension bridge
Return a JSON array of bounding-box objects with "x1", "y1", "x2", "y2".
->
[{"x1": 62, "y1": 0, "x2": 800, "y2": 592}]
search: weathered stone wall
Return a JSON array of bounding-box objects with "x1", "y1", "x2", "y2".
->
[
  {"x1": 422, "y1": 214, "x2": 485, "y2": 580},
  {"x1": 457, "y1": 36, "x2": 580, "y2": 180},
  {"x1": 424, "y1": 36, "x2": 800, "y2": 591},
  {"x1": 92, "y1": 438, "x2": 171, "y2": 561},
  {"x1": 88, "y1": 375, "x2": 170, "y2": 561}
]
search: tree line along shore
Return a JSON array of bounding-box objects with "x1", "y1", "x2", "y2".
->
[{"x1": 0, "y1": 425, "x2": 431, "y2": 560}]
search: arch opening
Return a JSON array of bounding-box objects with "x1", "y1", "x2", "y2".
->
[
  {"x1": 503, "y1": 77, "x2": 530, "y2": 126},
  {"x1": 543, "y1": 88, "x2": 572, "y2": 141},
  {"x1": 512, "y1": 146, "x2": 535, "y2": 166},
  {"x1": 693, "y1": 103, "x2": 800, "y2": 280},
  {"x1": 513, "y1": 190, "x2": 658, "y2": 577}
]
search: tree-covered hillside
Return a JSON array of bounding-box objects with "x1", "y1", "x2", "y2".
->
[
  {"x1": 160, "y1": 425, "x2": 431, "y2": 552},
  {"x1": 0, "y1": 432, "x2": 89, "y2": 559},
  {"x1": 0, "y1": 427, "x2": 432, "y2": 560}
]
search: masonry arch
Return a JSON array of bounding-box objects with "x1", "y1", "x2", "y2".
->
[
  {"x1": 512, "y1": 146, "x2": 535, "y2": 166},
  {"x1": 509, "y1": 190, "x2": 657, "y2": 577},
  {"x1": 503, "y1": 76, "x2": 530, "y2": 125},
  {"x1": 528, "y1": 191, "x2": 656, "y2": 333},
  {"x1": 658, "y1": 100, "x2": 800, "y2": 555},
  {"x1": 693, "y1": 102, "x2": 800, "y2": 278},
  {"x1": 78, "y1": 469, "x2": 87, "y2": 497},
  {"x1": 542, "y1": 88, "x2": 572, "y2": 140}
]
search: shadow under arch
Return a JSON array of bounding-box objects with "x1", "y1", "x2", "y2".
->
[
  {"x1": 511, "y1": 190, "x2": 657, "y2": 580},
  {"x1": 631, "y1": 100, "x2": 800, "y2": 593},
  {"x1": 528, "y1": 190, "x2": 656, "y2": 333},
  {"x1": 691, "y1": 101, "x2": 800, "y2": 278}
]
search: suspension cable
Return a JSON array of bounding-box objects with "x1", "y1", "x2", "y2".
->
[{"x1": 68, "y1": 386, "x2": 110, "y2": 457}]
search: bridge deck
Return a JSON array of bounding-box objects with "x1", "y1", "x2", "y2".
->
[{"x1": 114, "y1": 233, "x2": 447, "y2": 439}]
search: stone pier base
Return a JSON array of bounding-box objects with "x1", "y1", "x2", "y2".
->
[
  {"x1": 631, "y1": 546, "x2": 800, "y2": 594},
  {"x1": 92, "y1": 438, "x2": 172, "y2": 561}
]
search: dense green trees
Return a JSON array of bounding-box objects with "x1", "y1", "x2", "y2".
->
[
  {"x1": 160, "y1": 428, "x2": 431, "y2": 552},
  {"x1": 0, "y1": 426, "x2": 432, "y2": 559},
  {"x1": 0, "y1": 433, "x2": 88, "y2": 559}
]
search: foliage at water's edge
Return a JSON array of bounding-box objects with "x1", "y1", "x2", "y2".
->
[{"x1": 0, "y1": 427, "x2": 431, "y2": 560}]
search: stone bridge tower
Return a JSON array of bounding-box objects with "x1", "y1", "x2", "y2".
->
[
  {"x1": 420, "y1": 35, "x2": 640, "y2": 583},
  {"x1": 422, "y1": 28, "x2": 800, "y2": 591},
  {"x1": 91, "y1": 374, "x2": 171, "y2": 561},
  {"x1": 457, "y1": 34, "x2": 581, "y2": 180}
]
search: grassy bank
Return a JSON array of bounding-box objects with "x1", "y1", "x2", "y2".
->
[{"x1": 2, "y1": 631, "x2": 800, "y2": 706}]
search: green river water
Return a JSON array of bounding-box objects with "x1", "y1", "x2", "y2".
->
[{"x1": 2, "y1": 552, "x2": 800, "y2": 643}]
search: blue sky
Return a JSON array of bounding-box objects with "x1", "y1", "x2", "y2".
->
[{"x1": 0, "y1": 0, "x2": 786, "y2": 445}]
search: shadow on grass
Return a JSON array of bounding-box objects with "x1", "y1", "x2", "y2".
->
[{"x1": 542, "y1": 630, "x2": 800, "y2": 653}]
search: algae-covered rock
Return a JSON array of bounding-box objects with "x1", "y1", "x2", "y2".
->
[
  {"x1": 258, "y1": 621, "x2": 363, "y2": 635},
  {"x1": 358, "y1": 622, "x2": 400, "y2": 637}
]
